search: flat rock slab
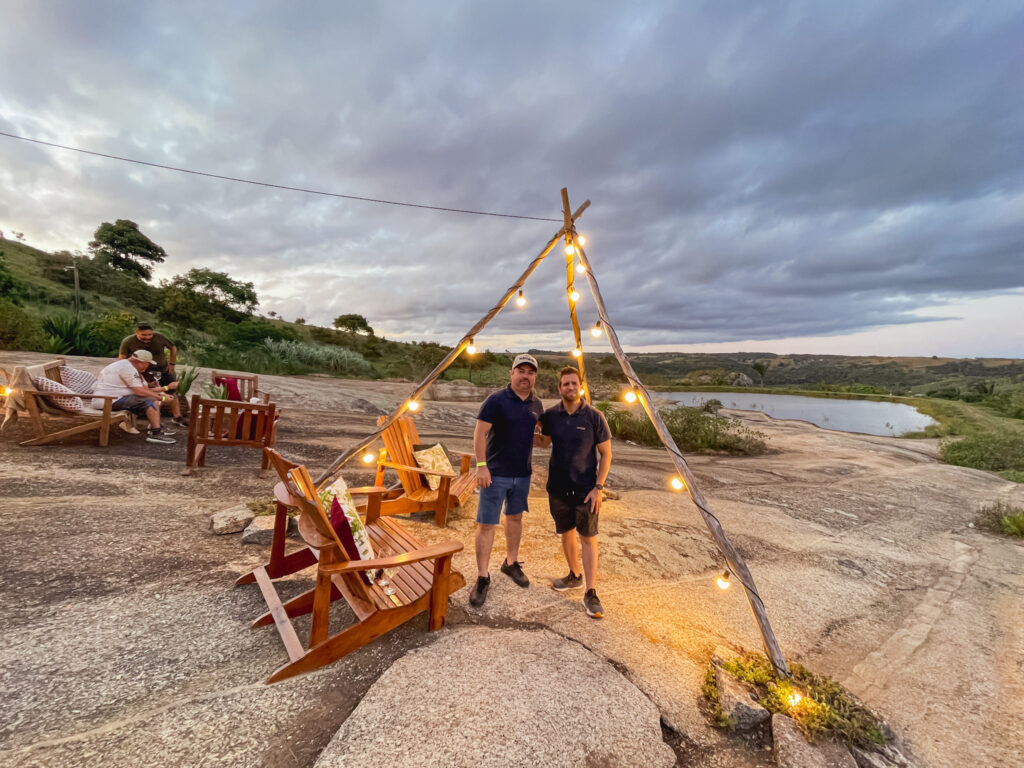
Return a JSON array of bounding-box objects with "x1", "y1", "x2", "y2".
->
[
  {"x1": 210, "y1": 504, "x2": 254, "y2": 534},
  {"x1": 240, "y1": 515, "x2": 276, "y2": 545},
  {"x1": 314, "y1": 626, "x2": 676, "y2": 768},
  {"x1": 773, "y1": 714, "x2": 856, "y2": 768}
]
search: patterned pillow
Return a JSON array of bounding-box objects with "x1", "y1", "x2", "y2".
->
[
  {"x1": 32, "y1": 376, "x2": 83, "y2": 412},
  {"x1": 59, "y1": 366, "x2": 97, "y2": 395},
  {"x1": 319, "y1": 475, "x2": 375, "y2": 559},
  {"x1": 413, "y1": 443, "x2": 455, "y2": 491}
]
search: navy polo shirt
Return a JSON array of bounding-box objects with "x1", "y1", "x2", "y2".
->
[
  {"x1": 540, "y1": 400, "x2": 611, "y2": 502},
  {"x1": 477, "y1": 385, "x2": 544, "y2": 477}
]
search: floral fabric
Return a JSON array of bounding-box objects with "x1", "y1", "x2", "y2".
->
[
  {"x1": 412, "y1": 443, "x2": 455, "y2": 491},
  {"x1": 319, "y1": 476, "x2": 374, "y2": 561}
]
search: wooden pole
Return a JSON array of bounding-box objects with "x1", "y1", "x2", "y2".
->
[
  {"x1": 314, "y1": 199, "x2": 592, "y2": 487},
  {"x1": 560, "y1": 188, "x2": 589, "y2": 402},
  {"x1": 571, "y1": 212, "x2": 791, "y2": 678}
]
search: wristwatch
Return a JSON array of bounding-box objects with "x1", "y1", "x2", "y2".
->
[{"x1": 594, "y1": 483, "x2": 604, "y2": 490}]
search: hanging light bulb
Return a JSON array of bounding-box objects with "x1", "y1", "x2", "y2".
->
[
  {"x1": 361, "y1": 451, "x2": 376, "y2": 464},
  {"x1": 564, "y1": 244, "x2": 576, "y2": 256},
  {"x1": 623, "y1": 390, "x2": 638, "y2": 404},
  {"x1": 577, "y1": 235, "x2": 587, "y2": 246},
  {"x1": 575, "y1": 260, "x2": 587, "y2": 275},
  {"x1": 572, "y1": 347, "x2": 582, "y2": 358},
  {"x1": 515, "y1": 289, "x2": 527, "y2": 307},
  {"x1": 717, "y1": 571, "x2": 731, "y2": 590},
  {"x1": 1, "y1": 386, "x2": 11, "y2": 397},
  {"x1": 670, "y1": 476, "x2": 685, "y2": 491},
  {"x1": 569, "y1": 290, "x2": 580, "y2": 302},
  {"x1": 466, "y1": 338, "x2": 477, "y2": 355},
  {"x1": 406, "y1": 400, "x2": 420, "y2": 412},
  {"x1": 590, "y1": 322, "x2": 602, "y2": 338}
]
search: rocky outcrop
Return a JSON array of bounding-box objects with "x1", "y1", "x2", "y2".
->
[{"x1": 210, "y1": 504, "x2": 255, "y2": 534}]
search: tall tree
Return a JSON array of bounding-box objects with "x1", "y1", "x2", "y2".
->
[
  {"x1": 160, "y1": 268, "x2": 258, "y2": 323},
  {"x1": 333, "y1": 313, "x2": 374, "y2": 335},
  {"x1": 89, "y1": 219, "x2": 167, "y2": 280},
  {"x1": 751, "y1": 360, "x2": 769, "y2": 385}
]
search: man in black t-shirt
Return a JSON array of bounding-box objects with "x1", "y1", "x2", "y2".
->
[
  {"x1": 538, "y1": 366, "x2": 612, "y2": 618},
  {"x1": 469, "y1": 354, "x2": 544, "y2": 607},
  {"x1": 119, "y1": 322, "x2": 178, "y2": 387}
]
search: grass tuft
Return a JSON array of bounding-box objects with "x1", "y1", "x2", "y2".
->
[{"x1": 974, "y1": 501, "x2": 1024, "y2": 537}]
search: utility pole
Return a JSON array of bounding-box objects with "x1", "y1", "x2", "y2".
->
[{"x1": 65, "y1": 259, "x2": 81, "y2": 319}]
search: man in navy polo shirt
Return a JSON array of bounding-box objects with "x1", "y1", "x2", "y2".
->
[
  {"x1": 537, "y1": 366, "x2": 612, "y2": 618},
  {"x1": 469, "y1": 353, "x2": 544, "y2": 607}
]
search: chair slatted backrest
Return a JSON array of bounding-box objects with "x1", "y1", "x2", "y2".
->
[
  {"x1": 211, "y1": 371, "x2": 260, "y2": 401},
  {"x1": 377, "y1": 415, "x2": 428, "y2": 494},
  {"x1": 195, "y1": 397, "x2": 275, "y2": 447}
]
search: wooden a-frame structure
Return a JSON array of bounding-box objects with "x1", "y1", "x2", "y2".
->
[{"x1": 316, "y1": 188, "x2": 791, "y2": 677}]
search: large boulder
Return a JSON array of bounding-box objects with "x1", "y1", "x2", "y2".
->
[
  {"x1": 240, "y1": 515, "x2": 276, "y2": 545},
  {"x1": 210, "y1": 504, "x2": 255, "y2": 534}
]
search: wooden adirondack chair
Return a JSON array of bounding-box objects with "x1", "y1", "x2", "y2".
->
[
  {"x1": 248, "y1": 448, "x2": 466, "y2": 684},
  {"x1": 4, "y1": 358, "x2": 130, "y2": 446},
  {"x1": 373, "y1": 415, "x2": 477, "y2": 527},
  {"x1": 210, "y1": 370, "x2": 269, "y2": 403},
  {"x1": 182, "y1": 394, "x2": 278, "y2": 476}
]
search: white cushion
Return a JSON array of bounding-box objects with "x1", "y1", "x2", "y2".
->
[{"x1": 32, "y1": 376, "x2": 83, "y2": 412}]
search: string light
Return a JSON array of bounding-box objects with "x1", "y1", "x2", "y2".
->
[
  {"x1": 575, "y1": 260, "x2": 587, "y2": 275},
  {"x1": 361, "y1": 451, "x2": 376, "y2": 464},
  {"x1": 577, "y1": 235, "x2": 586, "y2": 246},
  {"x1": 571, "y1": 348, "x2": 582, "y2": 358},
  {"x1": 406, "y1": 400, "x2": 420, "y2": 412},
  {"x1": 1, "y1": 387, "x2": 10, "y2": 397},
  {"x1": 623, "y1": 390, "x2": 638, "y2": 404},
  {"x1": 670, "y1": 476, "x2": 686, "y2": 491},
  {"x1": 717, "y1": 571, "x2": 731, "y2": 590},
  {"x1": 466, "y1": 338, "x2": 477, "y2": 355},
  {"x1": 569, "y1": 290, "x2": 580, "y2": 302},
  {"x1": 564, "y1": 244, "x2": 576, "y2": 256},
  {"x1": 515, "y1": 289, "x2": 527, "y2": 307},
  {"x1": 787, "y1": 690, "x2": 803, "y2": 708},
  {"x1": 590, "y1": 322, "x2": 602, "y2": 338}
]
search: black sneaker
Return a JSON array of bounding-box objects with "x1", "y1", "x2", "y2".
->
[
  {"x1": 500, "y1": 560, "x2": 530, "y2": 588},
  {"x1": 469, "y1": 575, "x2": 490, "y2": 607},
  {"x1": 172, "y1": 417, "x2": 190, "y2": 428},
  {"x1": 583, "y1": 589, "x2": 604, "y2": 619},
  {"x1": 552, "y1": 571, "x2": 583, "y2": 591},
  {"x1": 146, "y1": 430, "x2": 176, "y2": 445}
]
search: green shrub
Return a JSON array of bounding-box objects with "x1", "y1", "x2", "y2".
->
[
  {"x1": 175, "y1": 365, "x2": 201, "y2": 397},
  {"x1": 42, "y1": 315, "x2": 103, "y2": 356},
  {"x1": 974, "y1": 501, "x2": 1024, "y2": 537},
  {"x1": 89, "y1": 311, "x2": 136, "y2": 356},
  {"x1": 229, "y1": 318, "x2": 298, "y2": 346},
  {"x1": 940, "y1": 432, "x2": 1024, "y2": 473},
  {"x1": 0, "y1": 299, "x2": 45, "y2": 350},
  {"x1": 184, "y1": 342, "x2": 305, "y2": 376},
  {"x1": 595, "y1": 401, "x2": 768, "y2": 455},
  {"x1": 261, "y1": 338, "x2": 372, "y2": 376}
]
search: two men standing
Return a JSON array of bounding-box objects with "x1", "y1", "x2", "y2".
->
[{"x1": 470, "y1": 355, "x2": 611, "y2": 619}]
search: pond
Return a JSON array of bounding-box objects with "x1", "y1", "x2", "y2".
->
[{"x1": 661, "y1": 391, "x2": 937, "y2": 437}]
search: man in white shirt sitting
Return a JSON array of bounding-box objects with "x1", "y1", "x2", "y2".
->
[{"x1": 92, "y1": 350, "x2": 176, "y2": 444}]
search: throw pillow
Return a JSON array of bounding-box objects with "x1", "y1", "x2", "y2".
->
[
  {"x1": 32, "y1": 376, "x2": 83, "y2": 412},
  {"x1": 214, "y1": 376, "x2": 243, "y2": 401},
  {"x1": 412, "y1": 443, "x2": 455, "y2": 491},
  {"x1": 319, "y1": 475, "x2": 375, "y2": 555},
  {"x1": 59, "y1": 366, "x2": 97, "y2": 394}
]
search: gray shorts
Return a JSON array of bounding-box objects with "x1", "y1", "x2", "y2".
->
[{"x1": 112, "y1": 394, "x2": 157, "y2": 417}]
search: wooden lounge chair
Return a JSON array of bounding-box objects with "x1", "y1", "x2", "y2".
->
[
  {"x1": 182, "y1": 394, "x2": 278, "y2": 476},
  {"x1": 4, "y1": 358, "x2": 129, "y2": 446},
  {"x1": 373, "y1": 415, "x2": 477, "y2": 527},
  {"x1": 249, "y1": 448, "x2": 465, "y2": 684},
  {"x1": 210, "y1": 370, "x2": 269, "y2": 403}
]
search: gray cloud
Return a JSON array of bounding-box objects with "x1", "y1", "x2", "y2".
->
[{"x1": 1, "y1": 1, "x2": 1022, "y2": 353}]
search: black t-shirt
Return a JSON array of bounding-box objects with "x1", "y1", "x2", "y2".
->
[
  {"x1": 119, "y1": 332, "x2": 175, "y2": 368},
  {"x1": 477, "y1": 385, "x2": 544, "y2": 477},
  {"x1": 541, "y1": 400, "x2": 611, "y2": 502}
]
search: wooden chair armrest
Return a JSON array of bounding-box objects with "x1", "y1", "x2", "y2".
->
[
  {"x1": 321, "y1": 540, "x2": 464, "y2": 574},
  {"x1": 21, "y1": 389, "x2": 118, "y2": 399},
  {"x1": 448, "y1": 450, "x2": 473, "y2": 457},
  {"x1": 346, "y1": 485, "x2": 388, "y2": 496},
  {"x1": 379, "y1": 460, "x2": 456, "y2": 478}
]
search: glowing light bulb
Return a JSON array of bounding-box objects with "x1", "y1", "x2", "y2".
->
[
  {"x1": 577, "y1": 235, "x2": 586, "y2": 246},
  {"x1": 576, "y1": 261, "x2": 587, "y2": 275},
  {"x1": 569, "y1": 290, "x2": 580, "y2": 302},
  {"x1": 361, "y1": 451, "x2": 376, "y2": 464},
  {"x1": 572, "y1": 348, "x2": 582, "y2": 358},
  {"x1": 564, "y1": 244, "x2": 575, "y2": 256},
  {"x1": 515, "y1": 290, "x2": 527, "y2": 307},
  {"x1": 466, "y1": 338, "x2": 477, "y2": 355},
  {"x1": 717, "y1": 571, "x2": 731, "y2": 590},
  {"x1": 670, "y1": 476, "x2": 685, "y2": 491},
  {"x1": 406, "y1": 400, "x2": 420, "y2": 412},
  {"x1": 590, "y1": 322, "x2": 602, "y2": 338},
  {"x1": 787, "y1": 690, "x2": 803, "y2": 707},
  {"x1": 624, "y1": 390, "x2": 638, "y2": 404},
  {"x1": 1, "y1": 387, "x2": 10, "y2": 397}
]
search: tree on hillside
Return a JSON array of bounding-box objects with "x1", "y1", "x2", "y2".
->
[
  {"x1": 751, "y1": 360, "x2": 769, "y2": 385},
  {"x1": 160, "y1": 268, "x2": 258, "y2": 323},
  {"x1": 333, "y1": 313, "x2": 374, "y2": 335},
  {"x1": 89, "y1": 219, "x2": 167, "y2": 280}
]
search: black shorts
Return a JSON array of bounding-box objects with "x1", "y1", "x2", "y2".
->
[{"x1": 548, "y1": 494, "x2": 599, "y2": 537}]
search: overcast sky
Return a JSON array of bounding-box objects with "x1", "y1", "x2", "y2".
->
[{"x1": 1, "y1": 1, "x2": 1022, "y2": 357}]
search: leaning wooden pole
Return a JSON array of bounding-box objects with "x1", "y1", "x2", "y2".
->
[
  {"x1": 314, "y1": 200, "x2": 592, "y2": 488},
  {"x1": 572, "y1": 234, "x2": 791, "y2": 678},
  {"x1": 560, "y1": 188, "x2": 589, "y2": 402}
]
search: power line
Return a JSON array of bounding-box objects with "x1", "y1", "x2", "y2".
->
[{"x1": 0, "y1": 130, "x2": 562, "y2": 222}]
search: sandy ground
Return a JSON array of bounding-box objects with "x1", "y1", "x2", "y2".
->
[{"x1": 1, "y1": 352, "x2": 1022, "y2": 767}]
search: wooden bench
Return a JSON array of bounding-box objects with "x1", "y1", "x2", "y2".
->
[
  {"x1": 3, "y1": 358, "x2": 129, "y2": 446},
  {"x1": 247, "y1": 449, "x2": 466, "y2": 683},
  {"x1": 374, "y1": 415, "x2": 477, "y2": 527},
  {"x1": 182, "y1": 394, "x2": 278, "y2": 476}
]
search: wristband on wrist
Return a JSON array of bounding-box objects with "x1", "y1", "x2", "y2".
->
[{"x1": 476, "y1": 461, "x2": 487, "y2": 467}]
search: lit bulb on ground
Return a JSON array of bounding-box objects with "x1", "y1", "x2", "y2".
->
[
  {"x1": 361, "y1": 452, "x2": 375, "y2": 464},
  {"x1": 406, "y1": 400, "x2": 420, "y2": 412},
  {"x1": 624, "y1": 390, "x2": 638, "y2": 403},
  {"x1": 591, "y1": 323, "x2": 602, "y2": 338},
  {"x1": 569, "y1": 290, "x2": 580, "y2": 302},
  {"x1": 787, "y1": 690, "x2": 803, "y2": 707},
  {"x1": 717, "y1": 571, "x2": 731, "y2": 590},
  {"x1": 515, "y1": 290, "x2": 526, "y2": 307},
  {"x1": 670, "y1": 476, "x2": 685, "y2": 491},
  {"x1": 572, "y1": 348, "x2": 582, "y2": 358}
]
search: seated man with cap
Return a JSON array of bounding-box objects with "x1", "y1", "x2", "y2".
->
[{"x1": 92, "y1": 350, "x2": 177, "y2": 444}]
